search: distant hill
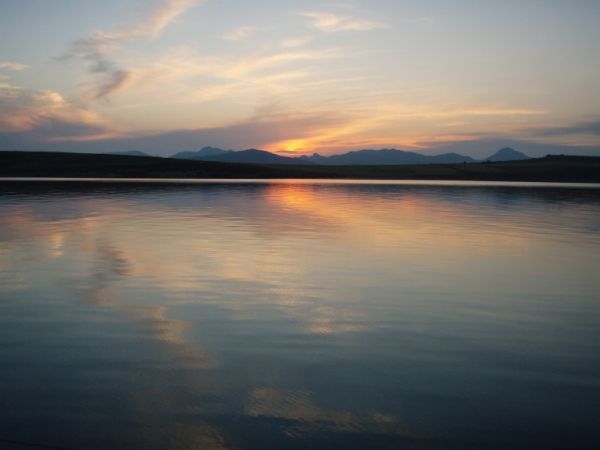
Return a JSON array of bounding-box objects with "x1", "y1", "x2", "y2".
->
[
  {"x1": 173, "y1": 147, "x2": 475, "y2": 165},
  {"x1": 301, "y1": 149, "x2": 475, "y2": 165},
  {"x1": 172, "y1": 146, "x2": 232, "y2": 160},
  {"x1": 486, "y1": 147, "x2": 529, "y2": 162},
  {"x1": 106, "y1": 151, "x2": 150, "y2": 157},
  {"x1": 200, "y1": 149, "x2": 310, "y2": 165},
  {"x1": 168, "y1": 146, "x2": 536, "y2": 166}
]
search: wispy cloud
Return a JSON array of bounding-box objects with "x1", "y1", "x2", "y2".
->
[
  {"x1": 61, "y1": 0, "x2": 202, "y2": 101},
  {"x1": 118, "y1": 45, "x2": 341, "y2": 107},
  {"x1": 223, "y1": 25, "x2": 262, "y2": 41},
  {"x1": 280, "y1": 36, "x2": 313, "y2": 49},
  {"x1": 397, "y1": 107, "x2": 545, "y2": 119},
  {"x1": 0, "y1": 62, "x2": 30, "y2": 71},
  {"x1": 303, "y1": 12, "x2": 388, "y2": 32},
  {"x1": 227, "y1": 48, "x2": 342, "y2": 78}
]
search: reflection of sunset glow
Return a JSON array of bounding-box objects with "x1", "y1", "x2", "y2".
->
[
  {"x1": 270, "y1": 183, "x2": 318, "y2": 209},
  {"x1": 2, "y1": 181, "x2": 600, "y2": 450},
  {"x1": 1, "y1": 182, "x2": 596, "y2": 345},
  {"x1": 263, "y1": 183, "x2": 534, "y2": 254},
  {"x1": 48, "y1": 231, "x2": 66, "y2": 258}
]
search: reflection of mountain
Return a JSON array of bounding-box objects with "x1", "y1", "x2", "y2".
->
[{"x1": 486, "y1": 147, "x2": 530, "y2": 162}]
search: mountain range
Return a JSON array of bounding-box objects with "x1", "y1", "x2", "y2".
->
[
  {"x1": 169, "y1": 146, "x2": 529, "y2": 165},
  {"x1": 173, "y1": 148, "x2": 309, "y2": 165}
]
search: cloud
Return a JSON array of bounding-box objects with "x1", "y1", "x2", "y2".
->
[
  {"x1": 226, "y1": 48, "x2": 343, "y2": 78},
  {"x1": 303, "y1": 12, "x2": 388, "y2": 32},
  {"x1": 106, "y1": 44, "x2": 340, "y2": 112},
  {"x1": 280, "y1": 36, "x2": 313, "y2": 48},
  {"x1": 131, "y1": 44, "x2": 341, "y2": 89},
  {"x1": 531, "y1": 121, "x2": 600, "y2": 137},
  {"x1": 0, "y1": 85, "x2": 119, "y2": 141},
  {"x1": 0, "y1": 105, "x2": 347, "y2": 155},
  {"x1": 131, "y1": 109, "x2": 348, "y2": 152},
  {"x1": 0, "y1": 62, "x2": 30, "y2": 71},
  {"x1": 0, "y1": 75, "x2": 13, "y2": 89},
  {"x1": 113, "y1": 0, "x2": 202, "y2": 39},
  {"x1": 395, "y1": 107, "x2": 544, "y2": 119},
  {"x1": 61, "y1": 0, "x2": 202, "y2": 101},
  {"x1": 223, "y1": 25, "x2": 261, "y2": 41}
]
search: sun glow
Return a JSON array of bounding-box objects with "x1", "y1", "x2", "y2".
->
[{"x1": 275, "y1": 139, "x2": 309, "y2": 154}]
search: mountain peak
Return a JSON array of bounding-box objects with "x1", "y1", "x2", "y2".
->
[{"x1": 486, "y1": 148, "x2": 530, "y2": 162}]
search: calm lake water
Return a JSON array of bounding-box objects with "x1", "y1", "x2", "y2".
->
[{"x1": 1, "y1": 179, "x2": 599, "y2": 450}]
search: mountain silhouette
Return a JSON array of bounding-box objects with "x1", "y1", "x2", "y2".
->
[
  {"x1": 303, "y1": 149, "x2": 475, "y2": 165},
  {"x1": 168, "y1": 147, "x2": 537, "y2": 165},
  {"x1": 172, "y1": 146, "x2": 232, "y2": 160},
  {"x1": 486, "y1": 147, "x2": 529, "y2": 162},
  {"x1": 198, "y1": 149, "x2": 310, "y2": 165}
]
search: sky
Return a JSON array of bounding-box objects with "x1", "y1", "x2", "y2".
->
[{"x1": 1, "y1": 0, "x2": 600, "y2": 158}]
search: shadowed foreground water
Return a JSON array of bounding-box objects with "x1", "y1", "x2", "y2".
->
[{"x1": 0, "y1": 180, "x2": 599, "y2": 450}]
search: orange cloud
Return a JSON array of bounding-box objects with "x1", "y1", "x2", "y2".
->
[{"x1": 0, "y1": 85, "x2": 122, "y2": 141}]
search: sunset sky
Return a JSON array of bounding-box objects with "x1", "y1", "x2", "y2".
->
[{"x1": 1, "y1": 0, "x2": 599, "y2": 157}]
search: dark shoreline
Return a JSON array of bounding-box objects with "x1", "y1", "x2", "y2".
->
[{"x1": 1, "y1": 151, "x2": 600, "y2": 183}]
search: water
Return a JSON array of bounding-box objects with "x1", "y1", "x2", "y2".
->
[{"x1": 1, "y1": 179, "x2": 599, "y2": 450}]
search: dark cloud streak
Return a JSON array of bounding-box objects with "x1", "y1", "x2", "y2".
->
[
  {"x1": 0, "y1": 112, "x2": 346, "y2": 155},
  {"x1": 532, "y1": 121, "x2": 600, "y2": 137},
  {"x1": 59, "y1": 36, "x2": 133, "y2": 100}
]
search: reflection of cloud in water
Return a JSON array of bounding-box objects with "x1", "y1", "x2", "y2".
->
[
  {"x1": 79, "y1": 241, "x2": 218, "y2": 370},
  {"x1": 168, "y1": 423, "x2": 228, "y2": 450},
  {"x1": 246, "y1": 387, "x2": 410, "y2": 437}
]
